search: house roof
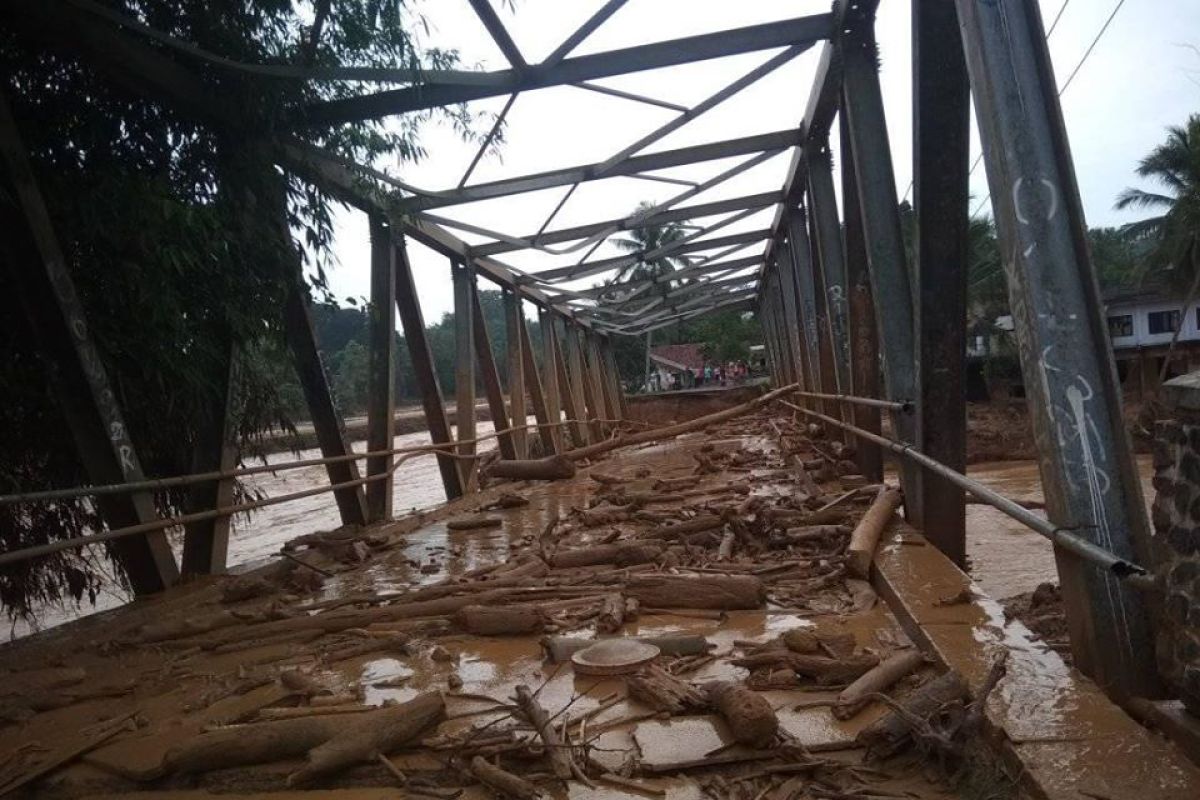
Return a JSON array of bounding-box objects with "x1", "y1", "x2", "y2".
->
[{"x1": 649, "y1": 343, "x2": 705, "y2": 371}]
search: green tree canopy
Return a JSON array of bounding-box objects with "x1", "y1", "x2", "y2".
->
[
  {"x1": 1116, "y1": 114, "x2": 1200, "y2": 292},
  {"x1": 0, "y1": 0, "x2": 491, "y2": 617}
]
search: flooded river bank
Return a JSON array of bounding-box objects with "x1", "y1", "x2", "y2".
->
[{"x1": 5, "y1": 436, "x2": 1157, "y2": 638}]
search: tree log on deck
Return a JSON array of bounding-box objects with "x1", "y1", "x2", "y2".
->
[
  {"x1": 834, "y1": 649, "x2": 926, "y2": 720},
  {"x1": 513, "y1": 684, "x2": 573, "y2": 780},
  {"x1": 549, "y1": 542, "x2": 663, "y2": 569},
  {"x1": 485, "y1": 454, "x2": 577, "y2": 481},
  {"x1": 846, "y1": 486, "x2": 903, "y2": 578},
  {"x1": 705, "y1": 681, "x2": 779, "y2": 748},
  {"x1": 626, "y1": 574, "x2": 764, "y2": 610},
  {"x1": 455, "y1": 604, "x2": 545, "y2": 636},
  {"x1": 730, "y1": 650, "x2": 879, "y2": 684},
  {"x1": 288, "y1": 692, "x2": 445, "y2": 785},
  {"x1": 165, "y1": 692, "x2": 444, "y2": 778},
  {"x1": 855, "y1": 670, "x2": 969, "y2": 757}
]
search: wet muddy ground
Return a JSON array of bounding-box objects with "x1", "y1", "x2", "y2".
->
[{"x1": 0, "y1": 412, "x2": 1009, "y2": 799}]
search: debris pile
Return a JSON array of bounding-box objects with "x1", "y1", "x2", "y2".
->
[{"x1": 0, "y1": 406, "x2": 1010, "y2": 798}]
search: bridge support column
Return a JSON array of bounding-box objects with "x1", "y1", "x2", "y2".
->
[
  {"x1": 839, "y1": 105, "x2": 884, "y2": 482},
  {"x1": 602, "y1": 339, "x2": 627, "y2": 419},
  {"x1": 807, "y1": 137, "x2": 853, "y2": 403},
  {"x1": 841, "y1": 7, "x2": 922, "y2": 522},
  {"x1": 181, "y1": 341, "x2": 237, "y2": 576},
  {"x1": 452, "y1": 259, "x2": 478, "y2": 490},
  {"x1": 570, "y1": 323, "x2": 603, "y2": 441},
  {"x1": 955, "y1": 0, "x2": 1159, "y2": 697},
  {"x1": 471, "y1": 276, "x2": 515, "y2": 461},
  {"x1": 394, "y1": 236, "x2": 463, "y2": 500},
  {"x1": 776, "y1": 239, "x2": 808, "y2": 394},
  {"x1": 0, "y1": 92, "x2": 179, "y2": 593},
  {"x1": 522, "y1": 308, "x2": 558, "y2": 455},
  {"x1": 504, "y1": 289, "x2": 528, "y2": 459},
  {"x1": 913, "y1": 0, "x2": 970, "y2": 566},
  {"x1": 539, "y1": 306, "x2": 567, "y2": 452},
  {"x1": 556, "y1": 319, "x2": 590, "y2": 447},
  {"x1": 365, "y1": 215, "x2": 396, "y2": 522},
  {"x1": 786, "y1": 209, "x2": 824, "y2": 407}
]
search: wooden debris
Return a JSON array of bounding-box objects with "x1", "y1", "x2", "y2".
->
[
  {"x1": 455, "y1": 604, "x2": 544, "y2": 636},
  {"x1": 834, "y1": 650, "x2": 926, "y2": 720},
  {"x1": 705, "y1": 681, "x2": 779, "y2": 748},
  {"x1": 486, "y1": 454, "x2": 576, "y2": 481},
  {"x1": 856, "y1": 670, "x2": 969, "y2": 757},
  {"x1": 596, "y1": 594, "x2": 626, "y2": 634},
  {"x1": 469, "y1": 754, "x2": 543, "y2": 799},
  {"x1": 626, "y1": 574, "x2": 764, "y2": 610},
  {"x1": 513, "y1": 684, "x2": 573, "y2": 780},
  {"x1": 626, "y1": 664, "x2": 708, "y2": 713},
  {"x1": 549, "y1": 542, "x2": 663, "y2": 569},
  {"x1": 730, "y1": 650, "x2": 880, "y2": 684},
  {"x1": 846, "y1": 487, "x2": 903, "y2": 578},
  {"x1": 166, "y1": 693, "x2": 444, "y2": 779},
  {"x1": 289, "y1": 692, "x2": 446, "y2": 785},
  {"x1": 446, "y1": 515, "x2": 503, "y2": 531}
]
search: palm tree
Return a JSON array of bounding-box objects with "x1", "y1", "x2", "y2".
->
[
  {"x1": 607, "y1": 202, "x2": 689, "y2": 391},
  {"x1": 1116, "y1": 115, "x2": 1200, "y2": 381}
]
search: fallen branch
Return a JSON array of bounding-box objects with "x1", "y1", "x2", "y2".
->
[
  {"x1": 513, "y1": 685, "x2": 574, "y2": 781},
  {"x1": 469, "y1": 754, "x2": 544, "y2": 799},
  {"x1": 834, "y1": 650, "x2": 926, "y2": 720}
]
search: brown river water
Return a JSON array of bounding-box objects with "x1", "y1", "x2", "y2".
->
[{"x1": 4, "y1": 429, "x2": 1156, "y2": 639}]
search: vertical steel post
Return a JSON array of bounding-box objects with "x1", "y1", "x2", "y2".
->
[
  {"x1": 0, "y1": 93, "x2": 183, "y2": 593},
  {"x1": 571, "y1": 323, "x2": 603, "y2": 440},
  {"x1": 775, "y1": 268, "x2": 802, "y2": 386},
  {"x1": 471, "y1": 280, "x2": 516, "y2": 461},
  {"x1": 760, "y1": 301, "x2": 779, "y2": 385},
  {"x1": 807, "y1": 138, "x2": 853, "y2": 396},
  {"x1": 181, "y1": 341, "x2": 237, "y2": 575},
  {"x1": 521, "y1": 310, "x2": 558, "y2": 454},
  {"x1": 539, "y1": 306, "x2": 567, "y2": 451},
  {"x1": 763, "y1": 278, "x2": 784, "y2": 386},
  {"x1": 504, "y1": 289, "x2": 528, "y2": 458},
  {"x1": 585, "y1": 333, "x2": 614, "y2": 431},
  {"x1": 394, "y1": 236, "x2": 463, "y2": 499},
  {"x1": 787, "y1": 209, "x2": 824, "y2": 403},
  {"x1": 840, "y1": 105, "x2": 884, "y2": 481},
  {"x1": 841, "y1": 9, "x2": 922, "y2": 518},
  {"x1": 806, "y1": 204, "x2": 846, "y2": 426},
  {"x1": 263, "y1": 179, "x2": 368, "y2": 529},
  {"x1": 776, "y1": 240, "x2": 809, "y2": 393},
  {"x1": 603, "y1": 339, "x2": 627, "y2": 418},
  {"x1": 914, "y1": 0, "x2": 969, "y2": 565},
  {"x1": 283, "y1": 284, "x2": 370, "y2": 527},
  {"x1": 365, "y1": 215, "x2": 396, "y2": 521},
  {"x1": 955, "y1": 0, "x2": 1159, "y2": 696},
  {"x1": 552, "y1": 316, "x2": 588, "y2": 447},
  {"x1": 452, "y1": 259, "x2": 477, "y2": 490}
]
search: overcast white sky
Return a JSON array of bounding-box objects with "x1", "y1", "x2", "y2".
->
[{"x1": 318, "y1": 0, "x2": 1200, "y2": 324}]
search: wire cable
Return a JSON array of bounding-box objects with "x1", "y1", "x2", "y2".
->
[
  {"x1": 970, "y1": 0, "x2": 1128, "y2": 218},
  {"x1": 901, "y1": 0, "x2": 1073, "y2": 205}
]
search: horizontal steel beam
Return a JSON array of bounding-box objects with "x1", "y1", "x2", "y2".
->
[
  {"x1": 473, "y1": 191, "x2": 781, "y2": 256},
  {"x1": 526, "y1": 229, "x2": 772, "y2": 285},
  {"x1": 398, "y1": 129, "x2": 801, "y2": 213},
  {"x1": 578, "y1": 254, "x2": 764, "y2": 301},
  {"x1": 300, "y1": 14, "x2": 834, "y2": 125}
]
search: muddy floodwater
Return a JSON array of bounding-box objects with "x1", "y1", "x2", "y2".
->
[
  {"x1": 964, "y1": 454, "x2": 1154, "y2": 599},
  {"x1": 6, "y1": 433, "x2": 1156, "y2": 638}
]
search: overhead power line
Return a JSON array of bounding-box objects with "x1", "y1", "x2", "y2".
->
[{"x1": 970, "y1": 0, "x2": 1129, "y2": 218}]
